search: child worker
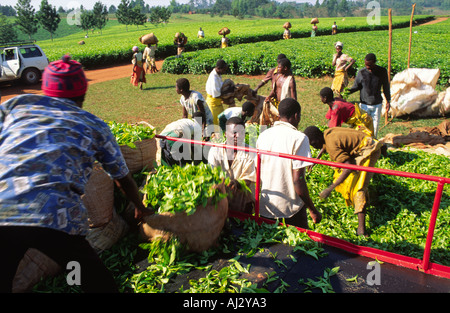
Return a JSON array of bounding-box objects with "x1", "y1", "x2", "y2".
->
[{"x1": 176, "y1": 77, "x2": 213, "y2": 138}]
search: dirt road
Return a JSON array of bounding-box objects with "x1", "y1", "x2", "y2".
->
[{"x1": 0, "y1": 60, "x2": 164, "y2": 103}]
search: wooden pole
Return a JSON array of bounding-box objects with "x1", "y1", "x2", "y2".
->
[
  {"x1": 386, "y1": 9, "x2": 392, "y2": 125},
  {"x1": 407, "y1": 3, "x2": 416, "y2": 68}
]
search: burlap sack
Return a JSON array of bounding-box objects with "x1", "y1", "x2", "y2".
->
[
  {"x1": 120, "y1": 138, "x2": 157, "y2": 174},
  {"x1": 283, "y1": 22, "x2": 292, "y2": 29},
  {"x1": 226, "y1": 181, "x2": 254, "y2": 215},
  {"x1": 86, "y1": 209, "x2": 129, "y2": 254},
  {"x1": 139, "y1": 33, "x2": 158, "y2": 45},
  {"x1": 12, "y1": 248, "x2": 62, "y2": 293},
  {"x1": 218, "y1": 27, "x2": 231, "y2": 36},
  {"x1": 82, "y1": 162, "x2": 114, "y2": 228},
  {"x1": 311, "y1": 17, "x2": 319, "y2": 24},
  {"x1": 139, "y1": 183, "x2": 229, "y2": 252}
]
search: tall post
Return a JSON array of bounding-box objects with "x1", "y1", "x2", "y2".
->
[
  {"x1": 408, "y1": 3, "x2": 416, "y2": 68},
  {"x1": 386, "y1": 8, "x2": 392, "y2": 125}
]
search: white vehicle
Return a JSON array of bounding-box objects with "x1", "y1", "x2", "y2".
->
[{"x1": 0, "y1": 42, "x2": 49, "y2": 85}]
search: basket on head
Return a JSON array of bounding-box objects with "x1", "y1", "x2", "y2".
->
[
  {"x1": 283, "y1": 22, "x2": 292, "y2": 29},
  {"x1": 311, "y1": 17, "x2": 319, "y2": 24}
]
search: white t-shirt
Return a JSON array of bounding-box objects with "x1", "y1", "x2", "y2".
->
[
  {"x1": 220, "y1": 107, "x2": 242, "y2": 120},
  {"x1": 160, "y1": 118, "x2": 202, "y2": 140},
  {"x1": 208, "y1": 145, "x2": 256, "y2": 183},
  {"x1": 179, "y1": 91, "x2": 213, "y2": 125},
  {"x1": 205, "y1": 69, "x2": 223, "y2": 98},
  {"x1": 256, "y1": 121, "x2": 313, "y2": 219}
]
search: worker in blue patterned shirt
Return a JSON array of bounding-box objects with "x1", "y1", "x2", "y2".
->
[{"x1": 0, "y1": 55, "x2": 153, "y2": 293}]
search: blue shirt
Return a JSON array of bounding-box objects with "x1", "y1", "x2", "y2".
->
[{"x1": 0, "y1": 95, "x2": 129, "y2": 235}]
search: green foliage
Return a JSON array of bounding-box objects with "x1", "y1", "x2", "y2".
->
[
  {"x1": 37, "y1": 0, "x2": 61, "y2": 41},
  {"x1": 308, "y1": 148, "x2": 450, "y2": 265},
  {"x1": 108, "y1": 121, "x2": 156, "y2": 148},
  {"x1": 0, "y1": 14, "x2": 17, "y2": 43},
  {"x1": 163, "y1": 17, "x2": 450, "y2": 86},
  {"x1": 14, "y1": 0, "x2": 39, "y2": 40},
  {"x1": 141, "y1": 163, "x2": 230, "y2": 215},
  {"x1": 36, "y1": 15, "x2": 432, "y2": 69}
]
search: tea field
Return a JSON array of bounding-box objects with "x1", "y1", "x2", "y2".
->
[
  {"x1": 162, "y1": 16, "x2": 450, "y2": 86},
  {"x1": 36, "y1": 14, "x2": 434, "y2": 69}
]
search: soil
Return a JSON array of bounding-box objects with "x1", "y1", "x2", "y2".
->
[
  {"x1": 419, "y1": 16, "x2": 449, "y2": 26},
  {"x1": 0, "y1": 60, "x2": 165, "y2": 103}
]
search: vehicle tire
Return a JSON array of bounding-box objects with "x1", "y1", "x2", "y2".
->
[{"x1": 21, "y1": 68, "x2": 41, "y2": 85}]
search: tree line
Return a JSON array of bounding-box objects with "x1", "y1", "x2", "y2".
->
[
  {"x1": 0, "y1": 0, "x2": 171, "y2": 43},
  {"x1": 169, "y1": 0, "x2": 449, "y2": 18},
  {"x1": 1, "y1": 0, "x2": 449, "y2": 43}
]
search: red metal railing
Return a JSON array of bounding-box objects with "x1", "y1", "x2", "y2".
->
[{"x1": 155, "y1": 134, "x2": 450, "y2": 279}]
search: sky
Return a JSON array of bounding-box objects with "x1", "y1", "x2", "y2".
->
[{"x1": 3, "y1": 0, "x2": 317, "y2": 11}]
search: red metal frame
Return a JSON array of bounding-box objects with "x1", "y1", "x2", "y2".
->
[{"x1": 155, "y1": 134, "x2": 450, "y2": 279}]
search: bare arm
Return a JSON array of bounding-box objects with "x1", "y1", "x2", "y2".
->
[
  {"x1": 290, "y1": 77, "x2": 297, "y2": 100},
  {"x1": 116, "y1": 173, "x2": 154, "y2": 220},
  {"x1": 293, "y1": 168, "x2": 322, "y2": 223},
  {"x1": 182, "y1": 106, "x2": 188, "y2": 119},
  {"x1": 320, "y1": 161, "x2": 353, "y2": 199}
]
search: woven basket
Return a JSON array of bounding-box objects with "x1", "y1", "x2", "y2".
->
[
  {"x1": 86, "y1": 209, "x2": 129, "y2": 254},
  {"x1": 12, "y1": 248, "x2": 62, "y2": 293},
  {"x1": 139, "y1": 183, "x2": 229, "y2": 252},
  {"x1": 311, "y1": 17, "x2": 319, "y2": 24},
  {"x1": 82, "y1": 162, "x2": 114, "y2": 228},
  {"x1": 283, "y1": 22, "x2": 292, "y2": 29}
]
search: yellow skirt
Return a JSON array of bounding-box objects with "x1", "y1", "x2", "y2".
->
[
  {"x1": 334, "y1": 137, "x2": 382, "y2": 213},
  {"x1": 346, "y1": 104, "x2": 375, "y2": 137},
  {"x1": 206, "y1": 94, "x2": 224, "y2": 125},
  {"x1": 331, "y1": 69, "x2": 349, "y2": 94}
]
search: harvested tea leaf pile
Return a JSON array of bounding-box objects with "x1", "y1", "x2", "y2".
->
[
  {"x1": 142, "y1": 163, "x2": 230, "y2": 215},
  {"x1": 108, "y1": 121, "x2": 156, "y2": 148}
]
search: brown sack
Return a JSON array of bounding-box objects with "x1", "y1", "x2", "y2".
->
[
  {"x1": 12, "y1": 248, "x2": 62, "y2": 293},
  {"x1": 226, "y1": 181, "x2": 254, "y2": 215},
  {"x1": 311, "y1": 17, "x2": 319, "y2": 24},
  {"x1": 120, "y1": 138, "x2": 157, "y2": 174},
  {"x1": 86, "y1": 209, "x2": 129, "y2": 254},
  {"x1": 218, "y1": 27, "x2": 231, "y2": 36},
  {"x1": 139, "y1": 183, "x2": 229, "y2": 252},
  {"x1": 82, "y1": 162, "x2": 114, "y2": 228},
  {"x1": 140, "y1": 33, "x2": 158, "y2": 45},
  {"x1": 283, "y1": 22, "x2": 292, "y2": 29}
]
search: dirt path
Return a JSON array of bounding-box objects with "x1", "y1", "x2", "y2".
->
[
  {"x1": 419, "y1": 16, "x2": 449, "y2": 26},
  {"x1": 0, "y1": 60, "x2": 165, "y2": 103}
]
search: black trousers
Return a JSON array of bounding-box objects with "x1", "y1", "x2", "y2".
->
[{"x1": 0, "y1": 226, "x2": 118, "y2": 293}]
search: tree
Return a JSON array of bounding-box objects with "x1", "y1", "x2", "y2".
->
[
  {"x1": 14, "y1": 0, "x2": 39, "y2": 40},
  {"x1": 149, "y1": 6, "x2": 171, "y2": 26},
  {"x1": 93, "y1": 1, "x2": 108, "y2": 34},
  {"x1": 78, "y1": 9, "x2": 95, "y2": 37},
  {"x1": 212, "y1": 0, "x2": 232, "y2": 16},
  {"x1": 108, "y1": 5, "x2": 117, "y2": 14},
  {"x1": 131, "y1": 5, "x2": 147, "y2": 29},
  {"x1": 338, "y1": 0, "x2": 352, "y2": 17},
  {"x1": 37, "y1": 0, "x2": 61, "y2": 41},
  {"x1": 116, "y1": 0, "x2": 133, "y2": 31},
  {"x1": 0, "y1": 13, "x2": 18, "y2": 43}
]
